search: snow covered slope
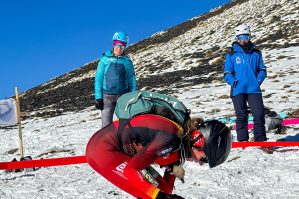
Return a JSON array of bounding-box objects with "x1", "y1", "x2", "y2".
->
[
  {"x1": 18, "y1": 0, "x2": 299, "y2": 119},
  {"x1": 1, "y1": 108, "x2": 298, "y2": 199},
  {"x1": 1, "y1": 0, "x2": 299, "y2": 198}
]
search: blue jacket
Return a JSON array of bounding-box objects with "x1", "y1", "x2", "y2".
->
[
  {"x1": 95, "y1": 51, "x2": 137, "y2": 100},
  {"x1": 224, "y1": 42, "x2": 267, "y2": 97}
]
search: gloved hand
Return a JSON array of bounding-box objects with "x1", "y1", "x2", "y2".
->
[
  {"x1": 156, "y1": 191, "x2": 185, "y2": 199},
  {"x1": 95, "y1": 99, "x2": 104, "y2": 110},
  {"x1": 172, "y1": 165, "x2": 185, "y2": 181},
  {"x1": 166, "y1": 164, "x2": 185, "y2": 183}
]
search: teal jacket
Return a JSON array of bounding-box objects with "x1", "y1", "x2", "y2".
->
[{"x1": 95, "y1": 51, "x2": 137, "y2": 100}]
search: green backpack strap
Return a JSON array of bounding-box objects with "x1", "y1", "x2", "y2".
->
[{"x1": 146, "y1": 96, "x2": 190, "y2": 126}]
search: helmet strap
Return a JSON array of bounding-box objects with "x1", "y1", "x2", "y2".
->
[{"x1": 190, "y1": 133, "x2": 203, "y2": 146}]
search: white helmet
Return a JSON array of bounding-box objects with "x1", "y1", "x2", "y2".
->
[{"x1": 235, "y1": 24, "x2": 250, "y2": 36}]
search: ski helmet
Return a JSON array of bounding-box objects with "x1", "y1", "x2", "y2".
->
[
  {"x1": 198, "y1": 120, "x2": 232, "y2": 168},
  {"x1": 112, "y1": 32, "x2": 129, "y2": 44},
  {"x1": 235, "y1": 24, "x2": 250, "y2": 36}
]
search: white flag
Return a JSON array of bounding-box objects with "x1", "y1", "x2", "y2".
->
[{"x1": 0, "y1": 98, "x2": 18, "y2": 126}]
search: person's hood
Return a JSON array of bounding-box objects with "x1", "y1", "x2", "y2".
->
[{"x1": 232, "y1": 41, "x2": 255, "y2": 53}]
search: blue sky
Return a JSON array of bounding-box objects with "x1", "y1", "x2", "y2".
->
[{"x1": 0, "y1": 0, "x2": 229, "y2": 99}]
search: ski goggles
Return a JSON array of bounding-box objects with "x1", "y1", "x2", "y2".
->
[
  {"x1": 236, "y1": 34, "x2": 249, "y2": 41},
  {"x1": 190, "y1": 130, "x2": 208, "y2": 163},
  {"x1": 191, "y1": 130, "x2": 204, "y2": 150},
  {"x1": 113, "y1": 44, "x2": 126, "y2": 49}
]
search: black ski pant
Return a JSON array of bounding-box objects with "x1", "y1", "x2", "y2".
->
[{"x1": 232, "y1": 93, "x2": 267, "y2": 142}]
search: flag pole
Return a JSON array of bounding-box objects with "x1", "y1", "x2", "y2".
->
[{"x1": 15, "y1": 87, "x2": 24, "y2": 159}]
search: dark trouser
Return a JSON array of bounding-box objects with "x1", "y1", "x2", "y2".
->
[
  {"x1": 232, "y1": 93, "x2": 267, "y2": 142},
  {"x1": 101, "y1": 94, "x2": 121, "y2": 128}
]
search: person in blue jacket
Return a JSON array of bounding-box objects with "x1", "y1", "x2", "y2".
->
[
  {"x1": 94, "y1": 32, "x2": 137, "y2": 128},
  {"x1": 224, "y1": 24, "x2": 267, "y2": 142}
]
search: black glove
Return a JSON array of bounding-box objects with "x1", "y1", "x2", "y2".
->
[
  {"x1": 156, "y1": 191, "x2": 185, "y2": 199},
  {"x1": 95, "y1": 99, "x2": 104, "y2": 110}
]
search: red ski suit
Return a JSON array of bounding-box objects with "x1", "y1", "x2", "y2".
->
[{"x1": 86, "y1": 114, "x2": 184, "y2": 199}]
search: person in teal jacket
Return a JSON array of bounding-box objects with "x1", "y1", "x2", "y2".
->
[
  {"x1": 224, "y1": 24, "x2": 267, "y2": 142},
  {"x1": 95, "y1": 32, "x2": 137, "y2": 128}
]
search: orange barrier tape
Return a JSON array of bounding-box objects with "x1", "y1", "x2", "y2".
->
[
  {"x1": 233, "y1": 118, "x2": 299, "y2": 130},
  {"x1": 0, "y1": 155, "x2": 86, "y2": 170},
  {"x1": 232, "y1": 141, "x2": 299, "y2": 148},
  {"x1": 1, "y1": 142, "x2": 299, "y2": 170}
]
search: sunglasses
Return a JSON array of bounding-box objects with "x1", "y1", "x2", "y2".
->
[
  {"x1": 114, "y1": 44, "x2": 126, "y2": 49},
  {"x1": 236, "y1": 34, "x2": 249, "y2": 41},
  {"x1": 191, "y1": 131, "x2": 204, "y2": 149}
]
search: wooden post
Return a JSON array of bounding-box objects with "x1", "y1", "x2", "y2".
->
[{"x1": 15, "y1": 87, "x2": 24, "y2": 159}]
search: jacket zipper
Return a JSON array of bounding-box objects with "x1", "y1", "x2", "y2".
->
[{"x1": 116, "y1": 57, "x2": 119, "y2": 93}]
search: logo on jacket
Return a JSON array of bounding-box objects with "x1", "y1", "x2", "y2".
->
[
  {"x1": 236, "y1": 56, "x2": 241, "y2": 64},
  {"x1": 157, "y1": 146, "x2": 173, "y2": 156},
  {"x1": 115, "y1": 161, "x2": 127, "y2": 173}
]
